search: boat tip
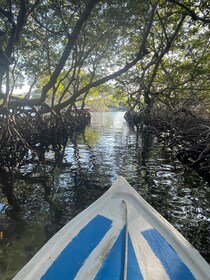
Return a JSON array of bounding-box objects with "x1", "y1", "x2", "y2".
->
[
  {"x1": 115, "y1": 176, "x2": 127, "y2": 183},
  {"x1": 112, "y1": 176, "x2": 132, "y2": 190}
]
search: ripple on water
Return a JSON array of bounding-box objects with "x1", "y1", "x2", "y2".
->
[{"x1": 0, "y1": 112, "x2": 210, "y2": 280}]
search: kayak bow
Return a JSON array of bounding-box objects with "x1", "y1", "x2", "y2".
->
[{"x1": 13, "y1": 176, "x2": 210, "y2": 280}]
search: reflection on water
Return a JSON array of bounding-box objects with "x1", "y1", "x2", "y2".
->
[{"x1": 0, "y1": 112, "x2": 210, "y2": 279}]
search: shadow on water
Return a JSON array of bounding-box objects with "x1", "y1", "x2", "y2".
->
[{"x1": 0, "y1": 112, "x2": 210, "y2": 279}]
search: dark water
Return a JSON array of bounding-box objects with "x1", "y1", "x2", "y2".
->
[{"x1": 0, "y1": 112, "x2": 210, "y2": 279}]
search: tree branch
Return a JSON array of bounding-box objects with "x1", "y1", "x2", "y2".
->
[
  {"x1": 52, "y1": 2, "x2": 158, "y2": 112},
  {"x1": 167, "y1": 0, "x2": 210, "y2": 23},
  {"x1": 9, "y1": 0, "x2": 100, "y2": 108}
]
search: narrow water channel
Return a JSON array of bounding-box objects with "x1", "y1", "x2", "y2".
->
[{"x1": 0, "y1": 112, "x2": 210, "y2": 279}]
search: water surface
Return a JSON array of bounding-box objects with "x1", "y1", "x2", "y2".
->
[{"x1": 0, "y1": 112, "x2": 210, "y2": 279}]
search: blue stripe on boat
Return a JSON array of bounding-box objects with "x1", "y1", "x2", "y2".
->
[
  {"x1": 41, "y1": 215, "x2": 112, "y2": 280},
  {"x1": 142, "y1": 229, "x2": 196, "y2": 280},
  {"x1": 127, "y1": 234, "x2": 143, "y2": 279},
  {"x1": 95, "y1": 227, "x2": 143, "y2": 280}
]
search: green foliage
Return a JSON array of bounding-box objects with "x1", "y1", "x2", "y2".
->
[
  {"x1": 119, "y1": 1, "x2": 210, "y2": 112},
  {"x1": 85, "y1": 83, "x2": 127, "y2": 111},
  {"x1": 0, "y1": 0, "x2": 209, "y2": 114}
]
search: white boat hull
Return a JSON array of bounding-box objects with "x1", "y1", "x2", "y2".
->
[{"x1": 13, "y1": 176, "x2": 210, "y2": 279}]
